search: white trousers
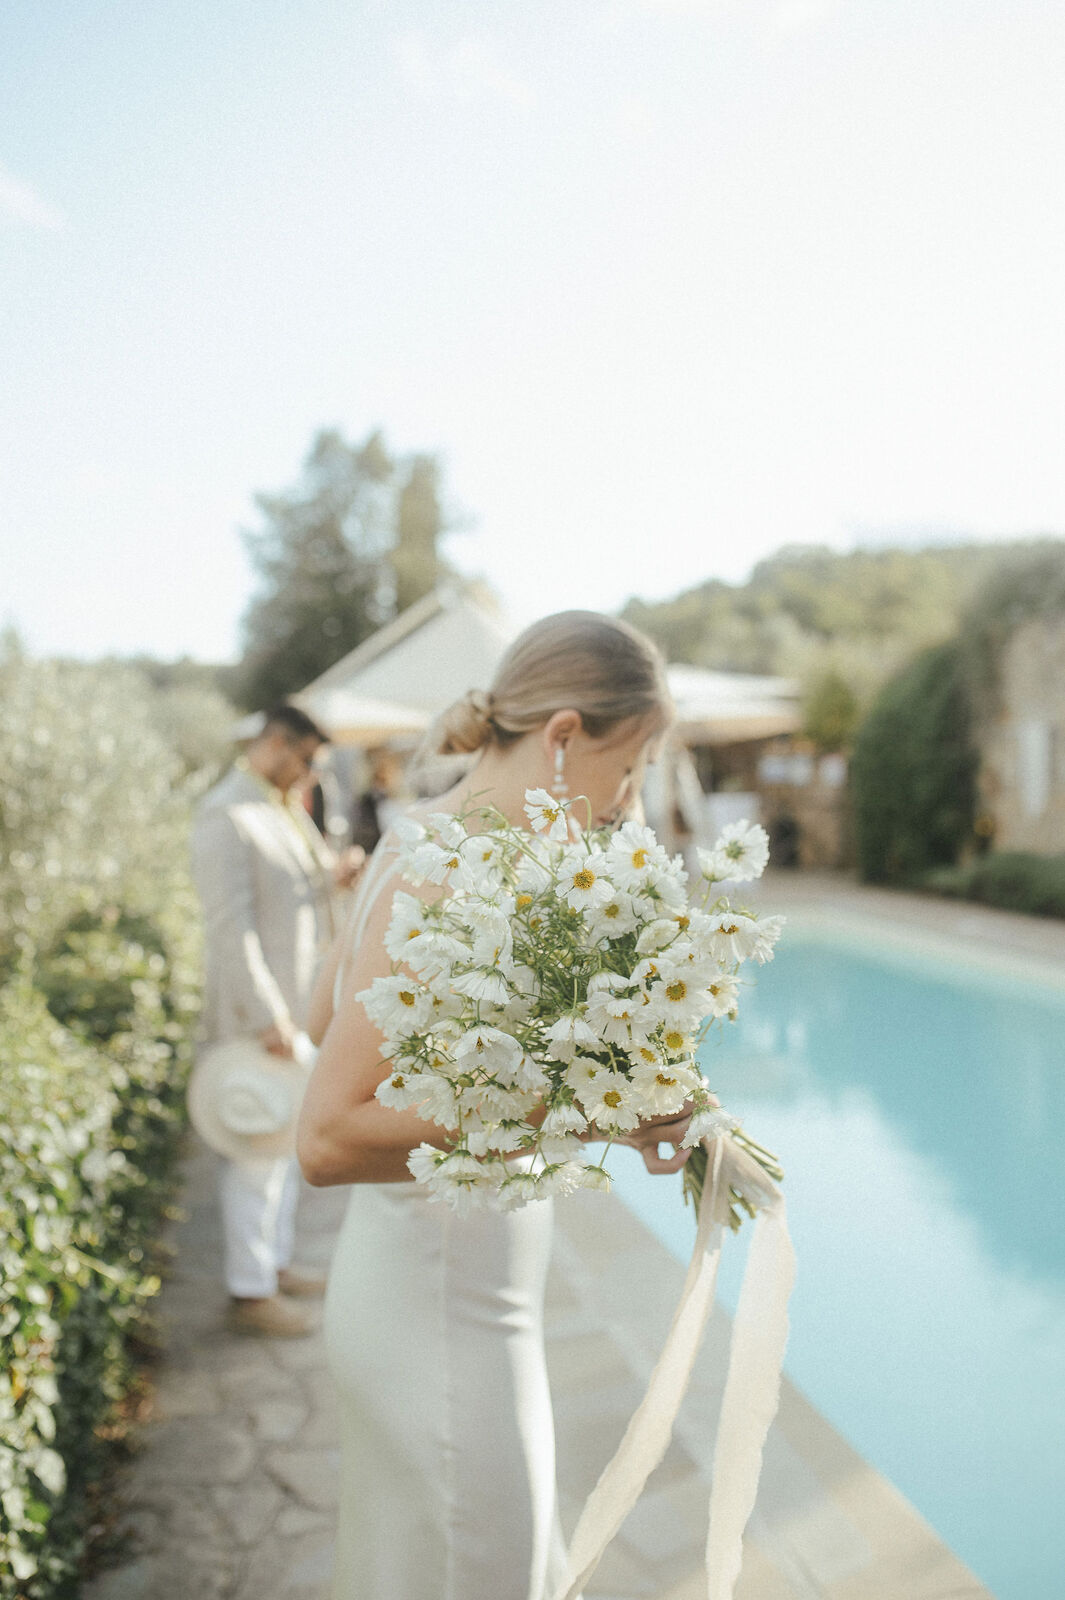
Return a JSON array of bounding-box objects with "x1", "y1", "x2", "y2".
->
[{"x1": 219, "y1": 1155, "x2": 300, "y2": 1298}]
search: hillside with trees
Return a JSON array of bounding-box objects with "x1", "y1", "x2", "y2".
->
[{"x1": 622, "y1": 540, "x2": 1065, "y2": 749}]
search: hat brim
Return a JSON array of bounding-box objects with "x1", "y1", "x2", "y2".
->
[{"x1": 188, "y1": 1039, "x2": 308, "y2": 1164}]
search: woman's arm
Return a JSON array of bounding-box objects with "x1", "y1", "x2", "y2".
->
[
  {"x1": 306, "y1": 923, "x2": 345, "y2": 1047},
  {"x1": 297, "y1": 884, "x2": 451, "y2": 1186}
]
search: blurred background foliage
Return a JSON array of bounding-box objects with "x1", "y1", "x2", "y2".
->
[
  {"x1": 235, "y1": 427, "x2": 456, "y2": 711},
  {"x1": 0, "y1": 647, "x2": 232, "y2": 1596}
]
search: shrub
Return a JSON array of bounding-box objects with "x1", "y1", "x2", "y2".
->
[
  {"x1": 850, "y1": 640, "x2": 979, "y2": 884},
  {"x1": 0, "y1": 984, "x2": 157, "y2": 1596},
  {"x1": 0, "y1": 654, "x2": 223, "y2": 1595},
  {"x1": 923, "y1": 853, "x2": 1065, "y2": 919}
]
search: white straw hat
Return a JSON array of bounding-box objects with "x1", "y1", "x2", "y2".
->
[{"x1": 188, "y1": 1038, "x2": 311, "y2": 1163}]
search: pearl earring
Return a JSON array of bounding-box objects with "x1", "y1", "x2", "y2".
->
[{"x1": 553, "y1": 746, "x2": 569, "y2": 800}]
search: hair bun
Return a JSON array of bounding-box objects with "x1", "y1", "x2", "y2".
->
[{"x1": 435, "y1": 688, "x2": 495, "y2": 755}]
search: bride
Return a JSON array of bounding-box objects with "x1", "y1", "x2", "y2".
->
[{"x1": 297, "y1": 610, "x2": 696, "y2": 1600}]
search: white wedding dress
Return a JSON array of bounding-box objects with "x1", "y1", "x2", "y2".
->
[{"x1": 322, "y1": 829, "x2": 570, "y2": 1600}]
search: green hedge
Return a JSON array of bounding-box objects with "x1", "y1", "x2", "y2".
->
[
  {"x1": 1, "y1": 910, "x2": 198, "y2": 1597},
  {"x1": 923, "y1": 853, "x2": 1065, "y2": 920},
  {"x1": 0, "y1": 653, "x2": 227, "y2": 1596},
  {"x1": 850, "y1": 640, "x2": 979, "y2": 884}
]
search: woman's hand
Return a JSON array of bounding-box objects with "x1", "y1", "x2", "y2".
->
[{"x1": 619, "y1": 1102, "x2": 696, "y2": 1175}]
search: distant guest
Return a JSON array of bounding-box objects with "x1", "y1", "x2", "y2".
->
[{"x1": 191, "y1": 704, "x2": 364, "y2": 1337}]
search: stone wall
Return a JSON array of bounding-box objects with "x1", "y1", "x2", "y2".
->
[{"x1": 978, "y1": 615, "x2": 1065, "y2": 854}]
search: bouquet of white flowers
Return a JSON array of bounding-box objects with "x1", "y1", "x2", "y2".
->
[{"x1": 360, "y1": 789, "x2": 784, "y2": 1223}]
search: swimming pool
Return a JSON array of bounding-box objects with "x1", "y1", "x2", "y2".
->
[{"x1": 606, "y1": 921, "x2": 1065, "y2": 1600}]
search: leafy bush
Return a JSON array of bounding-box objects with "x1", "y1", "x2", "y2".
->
[
  {"x1": 0, "y1": 654, "x2": 225, "y2": 1596},
  {"x1": 923, "y1": 853, "x2": 1065, "y2": 919},
  {"x1": 0, "y1": 984, "x2": 159, "y2": 1596},
  {"x1": 850, "y1": 641, "x2": 979, "y2": 884}
]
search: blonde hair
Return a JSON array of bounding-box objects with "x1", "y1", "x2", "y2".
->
[{"x1": 432, "y1": 611, "x2": 672, "y2": 756}]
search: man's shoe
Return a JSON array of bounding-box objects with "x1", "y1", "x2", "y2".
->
[
  {"x1": 227, "y1": 1295, "x2": 314, "y2": 1337},
  {"x1": 277, "y1": 1266, "x2": 328, "y2": 1299}
]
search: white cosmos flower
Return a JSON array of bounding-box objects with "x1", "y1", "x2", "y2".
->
[
  {"x1": 511, "y1": 1052, "x2": 550, "y2": 1093},
  {"x1": 524, "y1": 787, "x2": 572, "y2": 842},
  {"x1": 470, "y1": 912, "x2": 514, "y2": 970},
  {"x1": 452, "y1": 1025, "x2": 524, "y2": 1078},
  {"x1": 556, "y1": 846, "x2": 614, "y2": 913},
  {"x1": 630, "y1": 1059, "x2": 700, "y2": 1117},
  {"x1": 705, "y1": 909, "x2": 763, "y2": 964},
  {"x1": 544, "y1": 1013, "x2": 601, "y2": 1062},
  {"x1": 704, "y1": 971, "x2": 740, "y2": 1018},
  {"x1": 539, "y1": 1132, "x2": 586, "y2": 1163},
  {"x1": 499, "y1": 1169, "x2": 544, "y2": 1209},
  {"x1": 584, "y1": 988, "x2": 649, "y2": 1048},
  {"x1": 680, "y1": 1106, "x2": 740, "y2": 1148},
  {"x1": 577, "y1": 1163, "x2": 612, "y2": 1193},
  {"x1": 698, "y1": 820, "x2": 770, "y2": 884},
  {"x1": 564, "y1": 1054, "x2": 604, "y2": 1103},
  {"x1": 407, "y1": 838, "x2": 464, "y2": 885},
  {"x1": 536, "y1": 1160, "x2": 587, "y2": 1198},
  {"x1": 636, "y1": 917, "x2": 683, "y2": 955},
  {"x1": 452, "y1": 968, "x2": 511, "y2": 1008},
  {"x1": 374, "y1": 1068, "x2": 433, "y2": 1112},
  {"x1": 750, "y1": 913, "x2": 786, "y2": 964},
  {"x1": 359, "y1": 975, "x2": 433, "y2": 1036},
  {"x1": 455, "y1": 834, "x2": 508, "y2": 893},
  {"x1": 584, "y1": 888, "x2": 639, "y2": 941},
  {"x1": 427, "y1": 812, "x2": 468, "y2": 848},
  {"x1": 540, "y1": 1102, "x2": 589, "y2": 1137},
  {"x1": 605, "y1": 820, "x2": 669, "y2": 892},
  {"x1": 583, "y1": 1071, "x2": 642, "y2": 1133},
  {"x1": 466, "y1": 1121, "x2": 528, "y2": 1157},
  {"x1": 407, "y1": 1142, "x2": 446, "y2": 1185},
  {"x1": 405, "y1": 930, "x2": 471, "y2": 983},
  {"x1": 383, "y1": 891, "x2": 433, "y2": 962},
  {"x1": 458, "y1": 1082, "x2": 538, "y2": 1121},
  {"x1": 645, "y1": 964, "x2": 706, "y2": 1031}
]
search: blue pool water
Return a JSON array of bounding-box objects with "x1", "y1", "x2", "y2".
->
[{"x1": 606, "y1": 925, "x2": 1065, "y2": 1600}]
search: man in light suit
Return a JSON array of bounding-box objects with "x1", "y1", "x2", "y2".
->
[{"x1": 192, "y1": 704, "x2": 363, "y2": 1336}]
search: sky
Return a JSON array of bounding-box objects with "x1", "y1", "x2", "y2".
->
[{"x1": 2, "y1": 0, "x2": 1064, "y2": 661}]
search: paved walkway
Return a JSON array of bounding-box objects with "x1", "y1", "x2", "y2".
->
[{"x1": 86, "y1": 872, "x2": 1017, "y2": 1600}]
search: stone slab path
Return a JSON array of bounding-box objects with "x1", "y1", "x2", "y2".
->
[{"x1": 86, "y1": 1122, "x2": 991, "y2": 1600}]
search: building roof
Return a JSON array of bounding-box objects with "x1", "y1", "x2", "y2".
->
[{"x1": 264, "y1": 587, "x2": 802, "y2": 746}]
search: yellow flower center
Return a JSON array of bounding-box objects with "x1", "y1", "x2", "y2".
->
[
  {"x1": 655, "y1": 1073, "x2": 677, "y2": 1088},
  {"x1": 709, "y1": 982, "x2": 721, "y2": 996},
  {"x1": 639, "y1": 1047, "x2": 656, "y2": 1063},
  {"x1": 543, "y1": 804, "x2": 560, "y2": 823},
  {"x1": 407, "y1": 928, "x2": 420, "y2": 940},
  {"x1": 573, "y1": 868, "x2": 596, "y2": 891},
  {"x1": 664, "y1": 1031, "x2": 685, "y2": 1050},
  {"x1": 399, "y1": 990, "x2": 416, "y2": 1007},
  {"x1": 676, "y1": 914, "x2": 690, "y2": 930},
  {"x1": 604, "y1": 903, "x2": 620, "y2": 919},
  {"x1": 666, "y1": 980, "x2": 687, "y2": 1001},
  {"x1": 447, "y1": 855, "x2": 459, "y2": 869},
  {"x1": 391, "y1": 1075, "x2": 405, "y2": 1088},
  {"x1": 516, "y1": 893, "x2": 533, "y2": 910},
  {"x1": 603, "y1": 1089, "x2": 622, "y2": 1108},
  {"x1": 631, "y1": 848, "x2": 648, "y2": 869},
  {"x1": 721, "y1": 923, "x2": 739, "y2": 936},
  {"x1": 482, "y1": 848, "x2": 493, "y2": 861}
]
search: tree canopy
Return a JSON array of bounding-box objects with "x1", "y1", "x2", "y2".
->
[{"x1": 236, "y1": 429, "x2": 449, "y2": 709}]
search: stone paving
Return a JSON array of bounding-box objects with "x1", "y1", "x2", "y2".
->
[{"x1": 85, "y1": 873, "x2": 1018, "y2": 1600}]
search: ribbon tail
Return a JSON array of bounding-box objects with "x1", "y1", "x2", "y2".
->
[
  {"x1": 705, "y1": 1195, "x2": 796, "y2": 1599},
  {"x1": 550, "y1": 1141, "x2": 727, "y2": 1600}
]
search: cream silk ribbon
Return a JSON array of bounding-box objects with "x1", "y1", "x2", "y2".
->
[{"x1": 551, "y1": 1137, "x2": 796, "y2": 1600}]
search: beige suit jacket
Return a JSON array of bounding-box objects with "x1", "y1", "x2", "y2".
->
[{"x1": 191, "y1": 766, "x2": 335, "y2": 1045}]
